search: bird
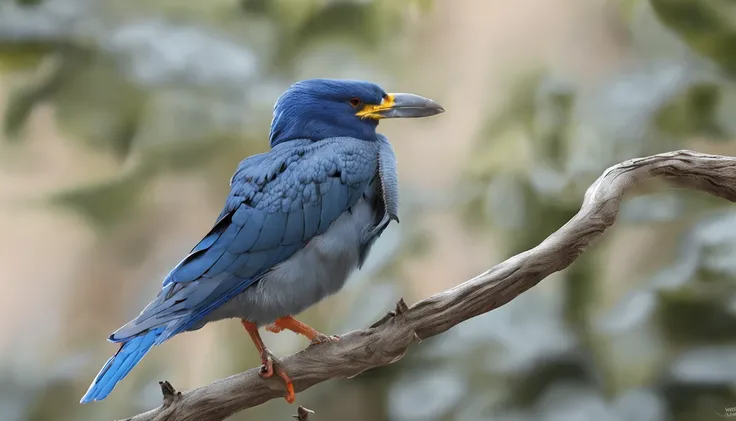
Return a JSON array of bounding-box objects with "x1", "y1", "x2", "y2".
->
[{"x1": 79, "y1": 78, "x2": 444, "y2": 404}]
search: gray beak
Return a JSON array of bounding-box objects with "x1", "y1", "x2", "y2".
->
[
  {"x1": 378, "y1": 93, "x2": 445, "y2": 119},
  {"x1": 356, "y1": 92, "x2": 445, "y2": 119}
]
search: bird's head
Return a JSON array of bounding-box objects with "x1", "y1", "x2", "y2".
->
[{"x1": 268, "y1": 78, "x2": 444, "y2": 147}]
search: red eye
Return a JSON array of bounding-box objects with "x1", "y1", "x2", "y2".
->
[{"x1": 349, "y1": 97, "x2": 362, "y2": 107}]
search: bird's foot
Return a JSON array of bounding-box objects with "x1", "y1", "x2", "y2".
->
[
  {"x1": 310, "y1": 333, "x2": 340, "y2": 345},
  {"x1": 258, "y1": 349, "x2": 275, "y2": 377},
  {"x1": 258, "y1": 349, "x2": 295, "y2": 404},
  {"x1": 270, "y1": 316, "x2": 340, "y2": 345},
  {"x1": 241, "y1": 319, "x2": 295, "y2": 404}
]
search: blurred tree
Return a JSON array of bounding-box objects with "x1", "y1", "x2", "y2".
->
[
  {"x1": 387, "y1": 1, "x2": 736, "y2": 420},
  {"x1": 3, "y1": 0, "x2": 736, "y2": 420},
  {"x1": 0, "y1": 0, "x2": 430, "y2": 228},
  {"x1": 0, "y1": 1, "x2": 435, "y2": 420}
]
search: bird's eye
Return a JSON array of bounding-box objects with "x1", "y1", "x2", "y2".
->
[{"x1": 349, "y1": 97, "x2": 362, "y2": 107}]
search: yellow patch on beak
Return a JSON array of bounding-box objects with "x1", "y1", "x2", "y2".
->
[{"x1": 355, "y1": 94, "x2": 396, "y2": 120}]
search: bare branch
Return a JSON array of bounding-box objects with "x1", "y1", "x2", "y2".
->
[
  {"x1": 120, "y1": 150, "x2": 736, "y2": 421},
  {"x1": 158, "y1": 381, "x2": 181, "y2": 408}
]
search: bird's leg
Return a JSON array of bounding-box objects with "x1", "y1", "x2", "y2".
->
[
  {"x1": 265, "y1": 316, "x2": 340, "y2": 344},
  {"x1": 240, "y1": 320, "x2": 295, "y2": 404}
]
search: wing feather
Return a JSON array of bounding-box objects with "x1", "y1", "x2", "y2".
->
[
  {"x1": 252, "y1": 211, "x2": 288, "y2": 251},
  {"x1": 113, "y1": 138, "x2": 378, "y2": 341},
  {"x1": 282, "y1": 206, "x2": 304, "y2": 245},
  {"x1": 227, "y1": 208, "x2": 264, "y2": 254}
]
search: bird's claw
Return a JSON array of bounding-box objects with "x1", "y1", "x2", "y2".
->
[
  {"x1": 310, "y1": 333, "x2": 340, "y2": 345},
  {"x1": 265, "y1": 323, "x2": 284, "y2": 334},
  {"x1": 281, "y1": 371, "x2": 296, "y2": 404},
  {"x1": 259, "y1": 351, "x2": 275, "y2": 378},
  {"x1": 259, "y1": 350, "x2": 295, "y2": 403}
]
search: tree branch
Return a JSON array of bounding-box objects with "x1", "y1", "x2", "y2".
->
[
  {"x1": 121, "y1": 150, "x2": 736, "y2": 421},
  {"x1": 293, "y1": 406, "x2": 315, "y2": 421}
]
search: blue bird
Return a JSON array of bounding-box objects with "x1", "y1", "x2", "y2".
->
[{"x1": 80, "y1": 78, "x2": 444, "y2": 404}]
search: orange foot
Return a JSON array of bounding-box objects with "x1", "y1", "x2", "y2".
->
[
  {"x1": 265, "y1": 316, "x2": 340, "y2": 344},
  {"x1": 241, "y1": 320, "x2": 295, "y2": 403}
]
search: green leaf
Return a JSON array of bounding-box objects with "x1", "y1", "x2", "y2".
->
[{"x1": 650, "y1": 0, "x2": 736, "y2": 75}]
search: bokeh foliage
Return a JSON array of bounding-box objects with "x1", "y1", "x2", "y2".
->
[
  {"x1": 0, "y1": 0, "x2": 428, "y2": 228},
  {"x1": 2, "y1": 0, "x2": 736, "y2": 420},
  {"x1": 423, "y1": 0, "x2": 736, "y2": 420},
  {"x1": 0, "y1": 0, "x2": 433, "y2": 420}
]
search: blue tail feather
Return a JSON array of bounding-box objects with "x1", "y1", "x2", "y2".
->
[{"x1": 80, "y1": 327, "x2": 163, "y2": 403}]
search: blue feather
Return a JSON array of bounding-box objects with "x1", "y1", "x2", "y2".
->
[
  {"x1": 320, "y1": 177, "x2": 346, "y2": 226},
  {"x1": 302, "y1": 200, "x2": 321, "y2": 240},
  {"x1": 228, "y1": 209, "x2": 264, "y2": 254},
  {"x1": 269, "y1": 79, "x2": 385, "y2": 146},
  {"x1": 204, "y1": 251, "x2": 238, "y2": 276},
  {"x1": 236, "y1": 250, "x2": 272, "y2": 278},
  {"x1": 253, "y1": 211, "x2": 287, "y2": 250},
  {"x1": 80, "y1": 328, "x2": 163, "y2": 403},
  {"x1": 282, "y1": 206, "x2": 305, "y2": 245},
  {"x1": 82, "y1": 78, "x2": 408, "y2": 404}
]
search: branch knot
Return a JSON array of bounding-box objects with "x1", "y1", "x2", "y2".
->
[{"x1": 159, "y1": 381, "x2": 182, "y2": 408}]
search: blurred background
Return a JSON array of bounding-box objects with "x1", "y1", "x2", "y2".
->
[{"x1": 1, "y1": 0, "x2": 736, "y2": 420}]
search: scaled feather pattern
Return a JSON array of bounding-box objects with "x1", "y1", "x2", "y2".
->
[{"x1": 80, "y1": 78, "x2": 441, "y2": 404}]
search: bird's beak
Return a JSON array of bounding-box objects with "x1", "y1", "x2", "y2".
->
[{"x1": 356, "y1": 93, "x2": 445, "y2": 120}]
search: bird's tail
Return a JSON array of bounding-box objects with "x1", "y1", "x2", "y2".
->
[{"x1": 79, "y1": 327, "x2": 164, "y2": 403}]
